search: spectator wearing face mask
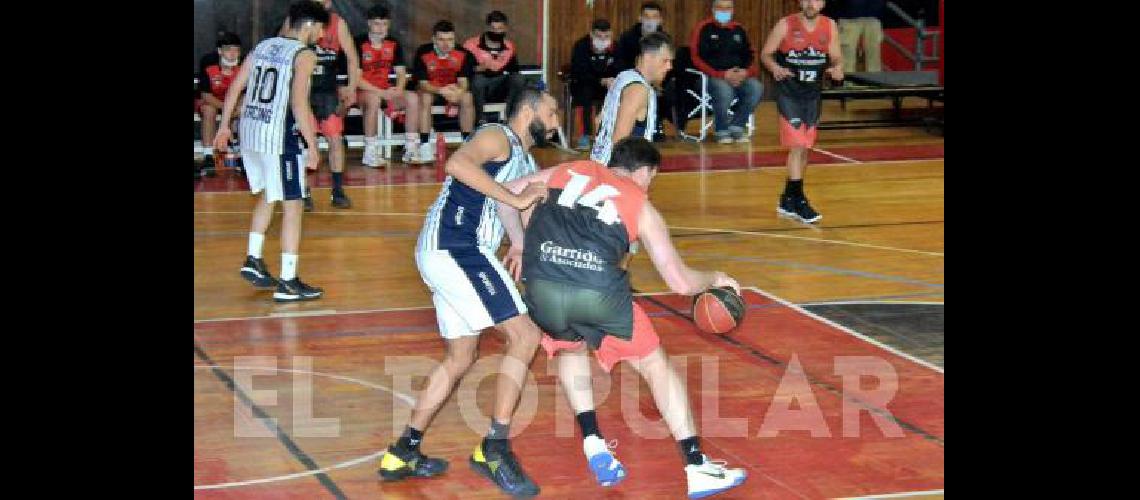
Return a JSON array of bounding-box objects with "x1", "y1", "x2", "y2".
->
[
  {"x1": 196, "y1": 31, "x2": 244, "y2": 178},
  {"x1": 690, "y1": 0, "x2": 763, "y2": 143},
  {"x1": 613, "y1": 2, "x2": 674, "y2": 141},
  {"x1": 462, "y1": 10, "x2": 525, "y2": 126},
  {"x1": 569, "y1": 19, "x2": 618, "y2": 150}
]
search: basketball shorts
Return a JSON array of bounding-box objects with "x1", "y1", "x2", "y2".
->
[
  {"x1": 776, "y1": 90, "x2": 822, "y2": 148},
  {"x1": 416, "y1": 247, "x2": 528, "y2": 340},
  {"x1": 310, "y1": 92, "x2": 345, "y2": 138},
  {"x1": 242, "y1": 150, "x2": 307, "y2": 203},
  {"x1": 525, "y1": 278, "x2": 660, "y2": 372}
]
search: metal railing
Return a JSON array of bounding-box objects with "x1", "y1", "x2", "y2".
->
[{"x1": 884, "y1": 1, "x2": 941, "y2": 71}]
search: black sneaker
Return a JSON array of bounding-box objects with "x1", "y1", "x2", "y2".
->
[
  {"x1": 303, "y1": 187, "x2": 314, "y2": 212},
  {"x1": 274, "y1": 277, "x2": 323, "y2": 302},
  {"x1": 377, "y1": 446, "x2": 449, "y2": 482},
  {"x1": 777, "y1": 194, "x2": 822, "y2": 224},
  {"x1": 469, "y1": 442, "x2": 540, "y2": 498},
  {"x1": 202, "y1": 155, "x2": 217, "y2": 177},
  {"x1": 239, "y1": 256, "x2": 277, "y2": 289},
  {"x1": 194, "y1": 162, "x2": 202, "y2": 180},
  {"x1": 331, "y1": 189, "x2": 352, "y2": 209}
]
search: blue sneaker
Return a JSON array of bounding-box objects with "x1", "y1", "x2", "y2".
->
[{"x1": 583, "y1": 435, "x2": 626, "y2": 487}]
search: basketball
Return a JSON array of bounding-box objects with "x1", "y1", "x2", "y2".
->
[{"x1": 692, "y1": 287, "x2": 746, "y2": 334}]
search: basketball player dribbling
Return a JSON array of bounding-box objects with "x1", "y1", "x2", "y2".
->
[{"x1": 500, "y1": 137, "x2": 748, "y2": 498}]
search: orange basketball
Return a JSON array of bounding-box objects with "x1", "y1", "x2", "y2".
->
[{"x1": 692, "y1": 287, "x2": 746, "y2": 334}]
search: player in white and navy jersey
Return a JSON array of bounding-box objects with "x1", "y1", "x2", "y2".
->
[
  {"x1": 377, "y1": 85, "x2": 558, "y2": 498},
  {"x1": 589, "y1": 31, "x2": 673, "y2": 166},
  {"x1": 213, "y1": 1, "x2": 328, "y2": 302}
]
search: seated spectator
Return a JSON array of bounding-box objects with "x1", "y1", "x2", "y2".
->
[
  {"x1": 690, "y1": 0, "x2": 763, "y2": 143},
  {"x1": 837, "y1": 0, "x2": 885, "y2": 73},
  {"x1": 569, "y1": 19, "x2": 618, "y2": 150},
  {"x1": 196, "y1": 31, "x2": 244, "y2": 178},
  {"x1": 614, "y1": 1, "x2": 674, "y2": 141},
  {"x1": 355, "y1": 4, "x2": 422, "y2": 166},
  {"x1": 412, "y1": 20, "x2": 475, "y2": 164},
  {"x1": 463, "y1": 10, "x2": 526, "y2": 127}
]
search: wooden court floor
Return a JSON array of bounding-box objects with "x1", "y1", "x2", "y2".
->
[{"x1": 194, "y1": 99, "x2": 944, "y2": 499}]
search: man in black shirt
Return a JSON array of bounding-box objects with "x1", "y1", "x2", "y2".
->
[
  {"x1": 613, "y1": 2, "x2": 674, "y2": 141},
  {"x1": 569, "y1": 19, "x2": 618, "y2": 150}
]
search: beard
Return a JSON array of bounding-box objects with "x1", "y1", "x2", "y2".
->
[{"x1": 528, "y1": 117, "x2": 550, "y2": 148}]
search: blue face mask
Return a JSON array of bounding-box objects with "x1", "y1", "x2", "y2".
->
[{"x1": 714, "y1": 11, "x2": 733, "y2": 24}]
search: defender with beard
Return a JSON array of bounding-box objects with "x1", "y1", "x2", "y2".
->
[{"x1": 378, "y1": 85, "x2": 560, "y2": 499}]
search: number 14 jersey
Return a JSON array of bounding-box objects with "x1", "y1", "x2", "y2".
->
[{"x1": 522, "y1": 160, "x2": 647, "y2": 293}]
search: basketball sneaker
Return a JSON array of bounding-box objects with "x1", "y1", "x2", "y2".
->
[
  {"x1": 777, "y1": 194, "x2": 822, "y2": 224},
  {"x1": 469, "y1": 442, "x2": 540, "y2": 498},
  {"x1": 714, "y1": 131, "x2": 734, "y2": 144},
  {"x1": 583, "y1": 435, "x2": 626, "y2": 487},
  {"x1": 362, "y1": 142, "x2": 382, "y2": 168},
  {"x1": 202, "y1": 155, "x2": 217, "y2": 177},
  {"x1": 303, "y1": 187, "x2": 314, "y2": 212},
  {"x1": 418, "y1": 142, "x2": 435, "y2": 164},
  {"x1": 239, "y1": 256, "x2": 276, "y2": 289},
  {"x1": 377, "y1": 445, "x2": 449, "y2": 482},
  {"x1": 685, "y1": 455, "x2": 747, "y2": 499},
  {"x1": 274, "y1": 277, "x2": 323, "y2": 302},
  {"x1": 331, "y1": 188, "x2": 352, "y2": 209}
]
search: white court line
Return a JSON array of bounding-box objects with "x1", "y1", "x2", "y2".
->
[
  {"x1": 799, "y1": 300, "x2": 945, "y2": 307},
  {"x1": 194, "y1": 210, "x2": 424, "y2": 217},
  {"x1": 834, "y1": 489, "x2": 944, "y2": 499},
  {"x1": 746, "y1": 286, "x2": 944, "y2": 374},
  {"x1": 192, "y1": 156, "x2": 945, "y2": 195},
  {"x1": 669, "y1": 225, "x2": 944, "y2": 257},
  {"x1": 812, "y1": 147, "x2": 863, "y2": 163},
  {"x1": 193, "y1": 364, "x2": 415, "y2": 490},
  {"x1": 194, "y1": 290, "x2": 685, "y2": 324}
]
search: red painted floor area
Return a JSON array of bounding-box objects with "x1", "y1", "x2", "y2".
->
[
  {"x1": 194, "y1": 290, "x2": 944, "y2": 499},
  {"x1": 193, "y1": 144, "x2": 944, "y2": 193}
]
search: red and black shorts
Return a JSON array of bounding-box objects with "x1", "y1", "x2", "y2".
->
[{"x1": 776, "y1": 90, "x2": 822, "y2": 148}]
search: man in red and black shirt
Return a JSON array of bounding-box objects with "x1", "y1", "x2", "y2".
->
[
  {"x1": 355, "y1": 4, "x2": 422, "y2": 166},
  {"x1": 690, "y1": 0, "x2": 764, "y2": 144},
  {"x1": 462, "y1": 10, "x2": 525, "y2": 127},
  {"x1": 761, "y1": 0, "x2": 842, "y2": 224},
  {"x1": 412, "y1": 20, "x2": 475, "y2": 164},
  {"x1": 196, "y1": 32, "x2": 244, "y2": 177}
]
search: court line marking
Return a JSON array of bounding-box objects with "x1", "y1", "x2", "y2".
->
[
  {"x1": 834, "y1": 489, "x2": 944, "y2": 499},
  {"x1": 193, "y1": 364, "x2": 416, "y2": 490},
  {"x1": 193, "y1": 156, "x2": 945, "y2": 194},
  {"x1": 801, "y1": 300, "x2": 944, "y2": 307},
  {"x1": 812, "y1": 147, "x2": 863, "y2": 163},
  {"x1": 745, "y1": 286, "x2": 944, "y2": 374},
  {"x1": 669, "y1": 225, "x2": 943, "y2": 257}
]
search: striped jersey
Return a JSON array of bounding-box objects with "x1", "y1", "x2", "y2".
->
[
  {"x1": 590, "y1": 69, "x2": 656, "y2": 165},
  {"x1": 417, "y1": 124, "x2": 538, "y2": 254},
  {"x1": 239, "y1": 37, "x2": 308, "y2": 155}
]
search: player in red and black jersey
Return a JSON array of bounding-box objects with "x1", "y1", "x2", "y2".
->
[
  {"x1": 412, "y1": 20, "x2": 475, "y2": 164},
  {"x1": 355, "y1": 5, "x2": 422, "y2": 166},
  {"x1": 196, "y1": 32, "x2": 244, "y2": 177},
  {"x1": 760, "y1": 0, "x2": 842, "y2": 224}
]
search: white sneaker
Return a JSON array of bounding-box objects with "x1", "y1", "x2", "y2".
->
[
  {"x1": 362, "y1": 142, "x2": 381, "y2": 167},
  {"x1": 685, "y1": 455, "x2": 747, "y2": 499},
  {"x1": 418, "y1": 142, "x2": 435, "y2": 164},
  {"x1": 583, "y1": 435, "x2": 626, "y2": 487}
]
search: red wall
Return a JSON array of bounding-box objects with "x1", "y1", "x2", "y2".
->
[{"x1": 880, "y1": 0, "x2": 943, "y2": 85}]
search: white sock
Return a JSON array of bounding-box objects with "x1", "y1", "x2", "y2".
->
[
  {"x1": 281, "y1": 253, "x2": 298, "y2": 280},
  {"x1": 365, "y1": 135, "x2": 377, "y2": 146},
  {"x1": 247, "y1": 232, "x2": 265, "y2": 259}
]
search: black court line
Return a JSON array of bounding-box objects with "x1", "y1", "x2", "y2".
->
[
  {"x1": 670, "y1": 220, "x2": 945, "y2": 238},
  {"x1": 633, "y1": 290, "x2": 944, "y2": 446},
  {"x1": 193, "y1": 342, "x2": 349, "y2": 499}
]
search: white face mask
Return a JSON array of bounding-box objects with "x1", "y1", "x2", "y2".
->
[
  {"x1": 591, "y1": 37, "x2": 610, "y2": 52},
  {"x1": 368, "y1": 32, "x2": 386, "y2": 45},
  {"x1": 641, "y1": 19, "x2": 660, "y2": 33},
  {"x1": 221, "y1": 57, "x2": 239, "y2": 68}
]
